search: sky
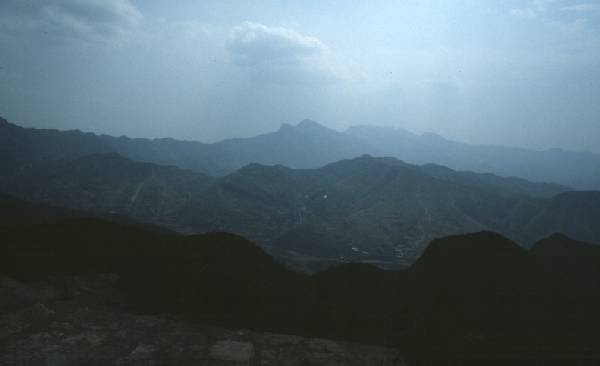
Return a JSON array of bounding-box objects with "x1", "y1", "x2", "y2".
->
[{"x1": 0, "y1": 0, "x2": 599, "y2": 152}]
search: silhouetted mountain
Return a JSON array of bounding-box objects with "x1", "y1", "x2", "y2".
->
[
  {"x1": 2, "y1": 220, "x2": 600, "y2": 360},
  {"x1": 2, "y1": 152, "x2": 597, "y2": 269},
  {"x1": 410, "y1": 232, "x2": 553, "y2": 338},
  {"x1": 531, "y1": 233, "x2": 600, "y2": 293},
  {"x1": 3, "y1": 116, "x2": 597, "y2": 189},
  {"x1": 405, "y1": 231, "x2": 598, "y2": 358}
]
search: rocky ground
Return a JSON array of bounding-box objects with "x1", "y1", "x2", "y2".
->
[{"x1": 0, "y1": 274, "x2": 405, "y2": 366}]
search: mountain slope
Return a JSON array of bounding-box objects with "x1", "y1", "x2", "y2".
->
[
  {"x1": 2, "y1": 151, "x2": 597, "y2": 268},
  {"x1": 419, "y1": 163, "x2": 570, "y2": 198},
  {"x1": 0, "y1": 152, "x2": 214, "y2": 231},
  {"x1": 525, "y1": 191, "x2": 600, "y2": 245},
  {"x1": 347, "y1": 124, "x2": 600, "y2": 190},
  {"x1": 178, "y1": 156, "x2": 554, "y2": 265}
]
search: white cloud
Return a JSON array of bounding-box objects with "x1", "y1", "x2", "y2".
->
[
  {"x1": 0, "y1": 0, "x2": 142, "y2": 42},
  {"x1": 226, "y1": 21, "x2": 338, "y2": 84},
  {"x1": 227, "y1": 21, "x2": 327, "y2": 67}
]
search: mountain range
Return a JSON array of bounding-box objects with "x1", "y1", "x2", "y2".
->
[
  {"x1": 3, "y1": 116, "x2": 600, "y2": 189},
  {"x1": 3, "y1": 114, "x2": 600, "y2": 360}
]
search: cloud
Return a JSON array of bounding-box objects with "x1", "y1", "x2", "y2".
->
[
  {"x1": 0, "y1": 0, "x2": 142, "y2": 42},
  {"x1": 226, "y1": 21, "x2": 335, "y2": 84},
  {"x1": 561, "y1": 3, "x2": 600, "y2": 12},
  {"x1": 227, "y1": 21, "x2": 327, "y2": 66}
]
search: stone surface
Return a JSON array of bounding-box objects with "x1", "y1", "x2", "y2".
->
[
  {"x1": 209, "y1": 340, "x2": 254, "y2": 362},
  {"x1": 0, "y1": 274, "x2": 406, "y2": 366}
]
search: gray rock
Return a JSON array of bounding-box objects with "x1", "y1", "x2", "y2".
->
[
  {"x1": 0, "y1": 275, "x2": 406, "y2": 366},
  {"x1": 209, "y1": 340, "x2": 254, "y2": 362}
]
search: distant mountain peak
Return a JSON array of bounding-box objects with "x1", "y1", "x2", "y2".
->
[
  {"x1": 279, "y1": 123, "x2": 293, "y2": 131},
  {"x1": 277, "y1": 119, "x2": 328, "y2": 133},
  {"x1": 531, "y1": 232, "x2": 599, "y2": 259},
  {"x1": 235, "y1": 162, "x2": 291, "y2": 175},
  {"x1": 413, "y1": 231, "x2": 529, "y2": 274},
  {"x1": 421, "y1": 131, "x2": 445, "y2": 141},
  {"x1": 545, "y1": 232, "x2": 572, "y2": 241},
  {"x1": 421, "y1": 231, "x2": 523, "y2": 259},
  {"x1": 297, "y1": 119, "x2": 325, "y2": 129}
]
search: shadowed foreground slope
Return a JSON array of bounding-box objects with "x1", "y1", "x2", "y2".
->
[
  {"x1": 0, "y1": 274, "x2": 404, "y2": 365},
  {"x1": 2, "y1": 219, "x2": 600, "y2": 362}
]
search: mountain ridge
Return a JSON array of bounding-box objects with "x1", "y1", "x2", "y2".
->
[{"x1": 3, "y1": 116, "x2": 599, "y2": 189}]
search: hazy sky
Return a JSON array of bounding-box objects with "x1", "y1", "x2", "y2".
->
[{"x1": 1, "y1": 1, "x2": 599, "y2": 152}]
